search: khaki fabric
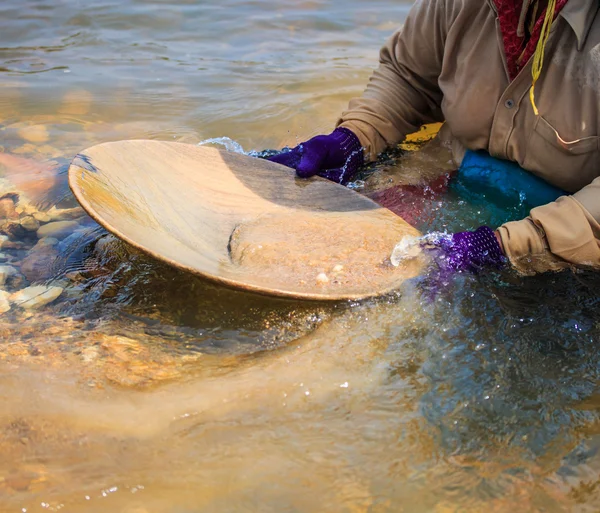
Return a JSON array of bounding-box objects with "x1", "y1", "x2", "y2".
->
[{"x1": 338, "y1": 0, "x2": 600, "y2": 273}]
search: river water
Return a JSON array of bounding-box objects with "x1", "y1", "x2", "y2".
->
[{"x1": 2, "y1": 1, "x2": 600, "y2": 512}]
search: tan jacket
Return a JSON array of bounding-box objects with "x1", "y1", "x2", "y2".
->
[{"x1": 338, "y1": 0, "x2": 600, "y2": 273}]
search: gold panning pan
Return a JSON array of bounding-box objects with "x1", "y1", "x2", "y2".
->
[{"x1": 68, "y1": 140, "x2": 422, "y2": 300}]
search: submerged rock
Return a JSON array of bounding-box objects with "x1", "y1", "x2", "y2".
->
[
  {"x1": 17, "y1": 124, "x2": 49, "y2": 144},
  {"x1": 32, "y1": 211, "x2": 51, "y2": 223},
  {"x1": 0, "y1": 220, "x2": 26, "y2": 240},
  {"x1": 10, "y1": 285, "x2": 63, "y2": 309},
  {"x1": 0, "y1": 265, "x2": 18, "y2": 287},
  {"x1": 0, "y1": 290, "x2": 10, "y2": 314},
  {"x1": 0, "y1": 153, "x2": 59, "y2": 206},
  {"x1": 20, "y1": 240, "x2": 59, "y2": 282},
  {"x1": 37, "y1": 221, "x2": 79, "y2": 240},
  {"x1": 0, "y1": 197, "x2": 18, "y2": 220},
  {"x1": 19, "y1": 215, "x2": 40, "y2": 232},
  {"x1": 46, "y1": 206, "x2": 85, "y2": 222}
]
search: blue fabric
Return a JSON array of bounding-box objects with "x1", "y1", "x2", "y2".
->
[
  {"x1": 440, "y1": 150, "x2": 569, "y2": 230},
  {"x1": 454, "y1": 150, "x2": 566, "y2": 210}
]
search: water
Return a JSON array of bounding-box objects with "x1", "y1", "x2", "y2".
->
[{"x1": 1, "y1": 1, "x2": 600, "y2": 512}]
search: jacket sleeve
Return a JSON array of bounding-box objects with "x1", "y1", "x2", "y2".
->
[
  {"x1": 497, "y1": 177, "x2": 600, "y2": 274},
  {"x1": 337, "y1": 0, "x2": 449, "y2": 161}
]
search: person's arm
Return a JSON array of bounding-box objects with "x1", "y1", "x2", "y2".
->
[
  {"x1": 268, "y1": 0, "x2": 455, "y2": 182},
  {"x1": 337, "y1": 0, "x2": 451, "y2": 161},
  {"x1": 498, "y1": 178, "x2": 600, "y2": 273}
]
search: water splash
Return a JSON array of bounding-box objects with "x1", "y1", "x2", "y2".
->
[
  {"x1": 390, "y1": 231, "x2": 450, "y2": 267},
  {"x1": 197, "y1": 137, "x2": 247, "y2": 154}
]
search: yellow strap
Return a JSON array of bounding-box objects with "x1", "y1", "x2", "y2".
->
[{"x1": 530, "y1": 0, "x2": 557, "y2": 115}]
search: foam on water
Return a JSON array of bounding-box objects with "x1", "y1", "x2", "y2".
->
[
  {"x1": 390, "y1": 231, "x2": 450, "y2": 267},
  {"x1": 197, "y1": 137, "x2": 247, "y2": 154}
]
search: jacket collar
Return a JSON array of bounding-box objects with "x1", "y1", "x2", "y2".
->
[
  {"x1": 560, "y1": 0, "x2": 599, "y2": 49},
  {"x1": 487, "y1": 0, "x2": 599, "y2": 50}
]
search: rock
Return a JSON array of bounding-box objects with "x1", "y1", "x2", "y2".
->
[
  {"x1": 15, "y1": 202, "x2": 37, "y2": 216},
  {"x1": 35, "y1": 237, "x2": 59, "y2": 248},
  {"x1": 316, "y1": 272, "x2": 329, "y2": 284},
  {"x1": 0, "y1": 220, "x2": 26, "y2": 240},
  {"x1": 36, "y1": 145, "x2": 62, "y2": 158},
  {"x1": 19, "y1": 215, "x2": 39, "y2": 232},
  {"x1": 0, "y1": 290, "x2": 10, "y2": 313},
  {"x1": 0, "y1": 234, "x2": 24, "y2": 249},
  {"x1": 10, "y1": 285, "x2": 63, "y2": 309},
  {"x1": 20, "y1": 244, "x2": 59, "y2": 282},
  {"x1": 64, "y1": 270, "x2": 84, "y2": 283},
  {"x1": 0, "y1": 197, "x2": 17, "y2": 220},
  {"x1": 0, "y1": 253, "x2": 11, "y2": 262},
  {"x1": 0, "y1": 153, "x2": 59, "y2": 206},
  {"x1": 46, "y1": 206, "x2": 85, "y2": 222},
  {"x1": 32, "y1": 211, "x2": 51, "y2": 223},
  {"x1": 12, "y1": 143, "x2": 38, "y2": 155},
  {"x1": 37, "y1": 221, "x2": 79, "y2": 240},
  {"x1": 81, "y1": 346, "x2": 99, "y2": 363},
  {"x1": 17, "y1": 125, "x2": 49, "y2": 144},
  {"x1": 7, "y1": 272, "x2": 27, "y2": 289},
  {"x1": 0, "y1": 265, "x2": 17, "y2": 286},
  {"x1": 62, "y1": 284, "x2": 84, "y2": 299}
]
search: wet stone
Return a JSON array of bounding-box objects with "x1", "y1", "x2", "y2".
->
[
  {"x1": 37, "y1": 221, "x2": 79, "y2": 240},
  {"x1": 0, "y1": 220, "x2": 26, "y2": 240},
  {"x1": 20, "y1": 243, "x2": 59, "y2": 282},
  {"x1": 19, "y1": 215, "x2": 39, "y2": 232},
  {"x1": 10, "y1": 285, "x2": 63, "y2": 309},
  {"x1": 15, "y1": 202, "x2": 37, "y2": 216},
  {"x1": 17, "y1": 124, "x2": 49, "y2": 144},
  {"x1": 12, "y1": 143, "x2": 38, "y2": 155},
  {"x1": 0, "y1": 197, "x2": 18, "y2": 220},
  {"x1": 80, "y1": 346, "x2": 99, "y2": 363},
  {"x1": 32, "y1": 211, "x2": 51, "y2": 223},
  {"x1": 0, "y1": 290, "x2": 10, "y2": 314},
  {"x1": 47, "y1": 206, "x2": 85, "y2": 222},
  {"x1": 0, "y1": 265, "x2": 17, "y2": 287}
]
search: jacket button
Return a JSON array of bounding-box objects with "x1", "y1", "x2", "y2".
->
[{"x1": 504, "y1": 99, "x2": 515, "y2": 109}]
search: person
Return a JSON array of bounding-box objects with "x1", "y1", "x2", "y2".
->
[{"x1": 269, "y1": 0, "x2": 600, "y2": 276}]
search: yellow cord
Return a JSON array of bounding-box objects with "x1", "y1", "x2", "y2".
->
[{"x1": 530, "y1": 0, "x2": 556, "y2": 115}]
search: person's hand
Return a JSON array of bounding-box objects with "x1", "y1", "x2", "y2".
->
[
  {"x1": 268, "y1": 127, "x2": 363, "y2": 185},
  {"x1": 427, "y1": 226, "x2": 506, "y2": 274},
  {"x1": 393, "y1": 226, "x2": 506, "y2": 273},
  {"x1": 392, "y1": 226, "x2": 506, "y2": 296}
]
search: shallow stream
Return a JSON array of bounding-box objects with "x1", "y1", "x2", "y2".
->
[{"x1": 2, "y1": 1, "x2": 600, "y2": 512}]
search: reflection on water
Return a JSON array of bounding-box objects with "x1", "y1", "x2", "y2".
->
[{"x1": 1, "y1": 0, "x2": 600, "y2": 512}]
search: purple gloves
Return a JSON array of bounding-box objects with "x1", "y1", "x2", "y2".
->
[
  {"x1": 393, "y1": 226, "x2": 506, "y2": 275},
  {"x1": 268, "y1": 127, "x2": 364, "y2": 185},
  {"x1": 433, "y1": 226, "x2": 506, "y2": 273},
  {"x1": 391, "y1": 226, "x2": 506, "y2": 298}
]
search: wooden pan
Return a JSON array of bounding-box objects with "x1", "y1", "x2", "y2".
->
[{"x1": 68, "y1": 140, "x2": 422, "y2": 301}]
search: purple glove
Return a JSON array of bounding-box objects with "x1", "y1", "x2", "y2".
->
[
  {"x1": 427, "y1": 226, "x2": 506, "y2": 277},
  {"x1": 268, "y1": 127, "x2": 363, "y2": 185},
  {"x1": 395, "y1": 226, "x2": 506, "y2": 299}
]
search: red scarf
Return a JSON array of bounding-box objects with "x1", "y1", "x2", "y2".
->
[{"x1": 494, "y1": 0, "x2": 569, "y2": 80}]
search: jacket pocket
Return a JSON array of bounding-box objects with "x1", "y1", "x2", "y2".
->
[{"x1": 523, "y1": 116, "x2": 600, "y2": 192}]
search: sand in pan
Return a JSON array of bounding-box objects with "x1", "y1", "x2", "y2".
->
[{"x1": 228, "y1": 210, "x2": 424, "y2": 297}]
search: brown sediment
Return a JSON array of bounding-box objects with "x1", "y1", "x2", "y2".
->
[{"x1": 229, "y1": 211, "x2": 423, "y2": 296}]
